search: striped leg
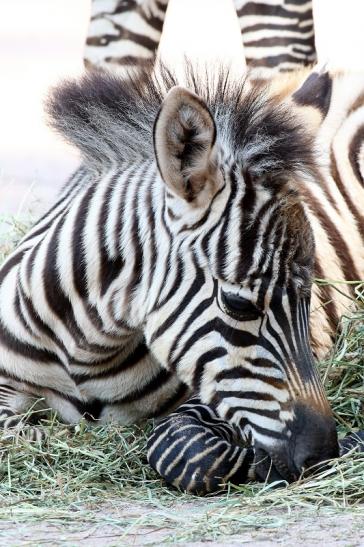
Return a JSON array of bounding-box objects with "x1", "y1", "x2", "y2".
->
[
  {"x1": 0, "y1": 381, "x2": 46, "y2": 442},
  {"x1": 148, "y1": 397, "x2": 364, "y2": 495},
  {"x1": 84, "y1": 0, "x2": 169, "y2": 74},
  {"x1": 147, "y1": 397, "x2": 255, "y2": 495},
  {"x1": 234, "y1": 0, "x2": 316, "y2": 77}
]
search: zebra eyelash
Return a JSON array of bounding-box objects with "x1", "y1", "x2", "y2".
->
[{"x1": 220, "y1": 290, "x2": 263, "y2": 322}]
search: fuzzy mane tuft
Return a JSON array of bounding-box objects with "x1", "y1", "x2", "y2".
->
[{"x1": 46, "y1": 62, "x2": 315, "y2": 178}]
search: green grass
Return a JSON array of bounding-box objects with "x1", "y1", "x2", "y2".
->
[
  {"x1": 317, "y1": 280, "x2": 364, "y2": 435},
  {"x1": 0, "y1": 215, "x2": 363, "y2": 543}
]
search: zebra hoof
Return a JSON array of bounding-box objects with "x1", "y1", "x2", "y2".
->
[{"x1": 339, "y1": 431, "x2": 364, "y2": 455}]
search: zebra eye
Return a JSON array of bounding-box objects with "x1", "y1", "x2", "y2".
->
[{"x1": 221, "y1": 290, "x2": 262, "y2": 321}]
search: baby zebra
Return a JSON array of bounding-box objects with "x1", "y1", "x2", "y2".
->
[{"x1": 0, "y1": 64, "x2": 363, "y2": 495}]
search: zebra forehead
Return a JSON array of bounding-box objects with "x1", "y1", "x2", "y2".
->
[
  {"x1": 212, "y1": 182, "x2": 315, "y2": 283},
  {"x1": 46, "y1": 61, "x2": 316, "y2": 182}
]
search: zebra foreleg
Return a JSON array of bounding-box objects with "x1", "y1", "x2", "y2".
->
[
  {"x1": 147, "y1": 397, "x2": 364, "y2": 495},
  {"x1": 0, "y1": 383, "x2": 47, "y2": 442},
  {"x1": 147, "y1": 398, "x2": 256, "y2": 495}
]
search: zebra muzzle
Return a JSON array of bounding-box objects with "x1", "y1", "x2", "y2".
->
[
  {"x1": 253, "y1": 402, "x2": 339, "y2": 483},
  {"x1": 253, "y1": 447, "x2": 296, "y2": 484}
]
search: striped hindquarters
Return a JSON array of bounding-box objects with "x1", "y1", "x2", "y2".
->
[
  {"x1": 265, "y1": 68, "x2": 364, "y2": 357},
  {"x1": 285, "y1": 69, "x2": 364, "y2": 358}
]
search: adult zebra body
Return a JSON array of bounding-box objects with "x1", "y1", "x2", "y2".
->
[
  {"x1": 0, "y1": 64, "x2": 363, "y2": 493},
  {"x1": 85, "y1": 0, "x2": 316, "y2": 75}
]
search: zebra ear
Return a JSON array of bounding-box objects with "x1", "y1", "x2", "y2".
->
[
  {"x1": 292, "y1": 69, "x2": 332, "y2": 119},
  {"x1": 153, "y1": 86, "x2": 217, "y2": 202}
]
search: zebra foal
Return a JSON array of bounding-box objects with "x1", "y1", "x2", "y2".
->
[{"x1": 0, "y1": 64, "x2": 363, "y2": 494}]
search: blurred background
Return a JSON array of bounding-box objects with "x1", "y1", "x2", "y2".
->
[{"x1": 1, "y1": 0, "x2": 364, "y2": 221}]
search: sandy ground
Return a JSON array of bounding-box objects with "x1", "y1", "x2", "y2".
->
[
  {"x1": 0, "y1": 502, "x2": 363, "y2": 546},
  {"x1": 1, "y1": 1, "x2": 364, "y2": 545}
]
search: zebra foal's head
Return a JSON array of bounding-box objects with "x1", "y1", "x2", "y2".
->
[
  {"x1": 151, "y1": 68, "x2": 338, "y2": 482},
  {"x1": 48, "y1": 65, "x2": 338, "y2": 482}
]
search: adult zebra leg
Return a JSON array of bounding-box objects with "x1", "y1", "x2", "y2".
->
[
  {"x1": 84, "y1": 0, "x2": 169, "y2": 74},
  {"x1": 233, "y1": 0, "x2": 316, "y2": 76},
  {"x1": 147, "y1": 397, "x2": 256, "y2": 495},
  {"x1": 0, "y1": 381, "x2": 46, "y2": 442}
]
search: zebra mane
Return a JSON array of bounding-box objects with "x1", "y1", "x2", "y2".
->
[{"x1": 47, "y1": 62, "x2": 315, "y2": 178}]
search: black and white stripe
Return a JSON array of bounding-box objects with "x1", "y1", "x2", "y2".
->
[
  {"x1": 84, "y1": 0, "x2": 316, "y2": 75},
  {"x1": 84, "y1": 0, "x2": 169, "y2": 72},
  {"x1": 0, "y1": 64, "x2": 363, "y2": 493},
  {"x1": 235, "y1": 0, "x2": 316, "y2": 75}
]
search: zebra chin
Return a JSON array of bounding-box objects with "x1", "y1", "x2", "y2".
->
[{"x1": 252, "y1": 402, "x2": 339, "y2": 483}]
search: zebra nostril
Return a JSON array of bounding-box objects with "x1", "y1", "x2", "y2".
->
[
  {"x1": 291, "y1": 404, "x2": 339, "y2": 476},
  {"x1": 302, "y1": 456, "x2": 318, "y2": 470},
  {"x1": 295, "y1": 453, "x2": 321, "y2": 474},
  {"x1": 254, "y1": 448, "x2": 296, "y2": 483},
  {"x1": 293, "y1": 442, "x2": 338, "y2": 477}
]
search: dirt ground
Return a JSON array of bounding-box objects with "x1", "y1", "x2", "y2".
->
[{"x1": 0, "y1": 502, "x2": 363, "y2": 546}]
